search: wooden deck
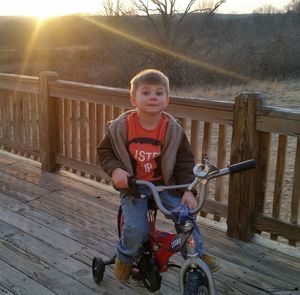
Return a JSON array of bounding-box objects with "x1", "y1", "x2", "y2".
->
[{"x1": 0, "y1": 150, "x2": 299, "y2": 295}]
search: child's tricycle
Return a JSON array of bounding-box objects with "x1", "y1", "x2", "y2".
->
[{"x1": 92, "y1": 159, "x2": 256, "y2": 294}]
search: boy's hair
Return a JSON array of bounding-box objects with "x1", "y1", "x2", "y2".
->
[{"x1": 130, "y1": 69, "x2": 169, "y2": 97}]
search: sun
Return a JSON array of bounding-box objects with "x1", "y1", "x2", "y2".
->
[
  {"x1": 36, "y1": 12, "x2": 53, "y2": 22},
  {"x1": 12, "y1": 0, "x2": 82, "y2": 20},
  {"x1": 29, "y1": 2, "x2": 67, "y2": 20},
  {"x1": 2, "y1": 0, "x2": 100, "y2": 18}
]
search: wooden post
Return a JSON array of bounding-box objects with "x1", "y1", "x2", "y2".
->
[
  {"x1": 191, "y1": 120, "x2": 201, "y2": 162},
  {"x1": 227, "y1": 92, "x2": 265, "y2": 241},
  {"x1": 255, "y1": 131, "x2": 271, "y2": 215},
  {"x1": 252, "y1": 131, "x2": 271, "y2": 235},
  {"x1": 215, "y1": 125, "x2": 227, "y2": 221},
  {"x1": 271, "y1": 134, "x2": 288, "y2": 241},
  {"x1": 39, "y1": 71, "x2": 59, "y2": 172},
  {"x1": 290, "y1": 138, "x2": 300, "y2": 246}
]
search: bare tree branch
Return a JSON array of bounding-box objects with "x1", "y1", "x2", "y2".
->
[{"x1": 103, "y1": 0, "x2": 225, "y2": 71}]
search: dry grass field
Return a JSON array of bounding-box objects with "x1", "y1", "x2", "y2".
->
[{"x1": 175, "y1": 79, "x2": 300, "y2": 109}]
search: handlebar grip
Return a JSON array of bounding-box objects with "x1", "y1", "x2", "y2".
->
[
  {"x1": 228, "y1": 159, "x2": 256, "y2": 174},
  {"x1": 127, "y1": 176, "x2": 136, "y2": 188},
  {"x1": 127, "y1": 176, "x2": 142, "y2": 199}
]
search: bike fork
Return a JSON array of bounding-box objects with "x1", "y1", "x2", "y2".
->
[{"x1": 179, "y1": 256, "x2": 216, "y2": 295}]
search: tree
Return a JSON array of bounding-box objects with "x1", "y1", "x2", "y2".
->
[
  {"x1": 132, "y1": 0, "x2": 224, "y2": 54},
  {"x1": 130, "y1": 0, "x2": 225, "y2": 80},
  {"x1": 285, "y1": 0, "x2": 300, "y2": 13},
  {"x1": 285, "y1": 0, "x2": 300, "y2": 24},
  {"x1": 253, "y1": 4, "x2": 280, "y2": 14},
  {"x1": 103, "y1": 0, "x2": 136, "y2": 16},
  {"x1": 99, "y1": 0, "x2": 225, "y2": 84}
]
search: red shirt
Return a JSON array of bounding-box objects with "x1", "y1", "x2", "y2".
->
[{"x1": 126, "y1": 112, "x2": 168, "y2": 181}]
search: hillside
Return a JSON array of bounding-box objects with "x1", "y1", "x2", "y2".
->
[{"x1": 0, "y1": 13, "x2": 299, "y2": 88}]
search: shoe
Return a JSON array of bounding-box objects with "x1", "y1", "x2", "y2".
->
[
  {"x1": 114, "y1": 258, "x2": 132, "y2": 282},
  {"x1": 200, "y1": 253, "x2": 221, "y2": 272}
]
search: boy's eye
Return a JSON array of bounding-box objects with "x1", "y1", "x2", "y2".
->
[
  {"x1": 142, "y1": 90, "x2": 150, "y2": 95},
  {"x1": 156, "y1": 91, "x2": 164, "y2": 96}
]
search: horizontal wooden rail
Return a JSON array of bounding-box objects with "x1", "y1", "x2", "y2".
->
[
  {"x1": 257, "y1": 106, "x2": 300, "y2": 136},
  {"x1": 202, "y1": 199, "x2": 228, "y2": 218},
  {"x1": 49, "y1": 80, "x2": 234, "y2": 125},
  {"x1": 253, "y1": 214, "x2": 300, "y2": 240},
  {"x1": 0, "y1": 140, "x2": 39, "y2": 157},
  {"x1": 49, "y1": 80, "x2": 131, "y2": 106},
  {"x1": 0, "y1": 73, "x2": 39, "y2": 94},
  {"x1": 55, "y1": 154, "x2": 108, "y2": 179}
]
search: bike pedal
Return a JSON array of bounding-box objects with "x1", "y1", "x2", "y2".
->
[{"x1": 132, "y1": 268, "x2": 142, "y2": 281}]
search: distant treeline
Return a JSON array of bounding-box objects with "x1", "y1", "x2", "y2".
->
[{"x1": 0, "y1": 12, "x2": 299, "y2": 87}]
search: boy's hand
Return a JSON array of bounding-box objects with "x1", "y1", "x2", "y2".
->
[
  {"x1": 181, "y1": 190, "x2": 197, "y2": 209},
  {"x1": 112, "y1": 168, "x2": 130, "y2": 189}
]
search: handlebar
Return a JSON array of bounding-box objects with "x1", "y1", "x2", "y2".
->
[
  {"x1": 130, "y1": 159, "x2": 256, "y2": 217},
  {"x1": 219, "y1": 159, "x2": 256, "y2": 176}
]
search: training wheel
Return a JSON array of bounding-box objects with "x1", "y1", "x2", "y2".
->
[{"x1": 92, "y1": 256, "x2": 105, "y2": 284}]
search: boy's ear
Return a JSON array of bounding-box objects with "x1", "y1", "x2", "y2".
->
[
  {"x1": 130, "y1": 96, "x2": 137, "y2": 107},
  {"x1": 166, "y1": 96, "x2": 170, "y2": 106}
]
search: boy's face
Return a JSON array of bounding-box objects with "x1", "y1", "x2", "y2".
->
[{"x1": 131, "y1": 84, "x2": 169, "y2": 115}]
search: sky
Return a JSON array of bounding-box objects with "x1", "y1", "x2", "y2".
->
[{"x1": 0, "y1": 0, "x2": 291, "y2": 18}]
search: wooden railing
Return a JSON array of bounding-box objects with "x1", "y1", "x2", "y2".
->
[{"x1": 0, "y1": 71, "x2": 299, "y2": 246}]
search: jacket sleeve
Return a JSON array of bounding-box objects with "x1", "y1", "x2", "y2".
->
[
  {"x1": 173, "y1": 132, "x2": 196, "y2": 191},
  {"x1": 96, "y1": 133, "x2": 127, "y2": 177}
]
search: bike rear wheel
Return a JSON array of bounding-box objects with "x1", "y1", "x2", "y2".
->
[{"x1": 183, "y1": 269, "x2": 209, "y2": 295}]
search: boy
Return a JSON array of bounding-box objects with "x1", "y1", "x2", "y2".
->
[{"x1": 97, "y1": 69, "x2": 220, "y2": 283}]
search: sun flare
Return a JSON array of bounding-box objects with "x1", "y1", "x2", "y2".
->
[
  {"x1": 1, "y1": 0, "x2": 100, "y2": 18},
  {"x1": 27, "y1": 2, "x2": 71, "y2": 19},
  {"x1": 0, "y1": 0, "x2": 291, "y2": 17},
  {"x1": 35, "y1": 12, "x2": 54, "y2": 22}
]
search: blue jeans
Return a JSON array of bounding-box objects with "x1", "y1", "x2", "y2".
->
[{"x1": 117, "y1": 186, "x2": 204, "y2": 263}]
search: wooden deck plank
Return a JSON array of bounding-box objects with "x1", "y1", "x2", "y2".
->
[
  {"x1": 0, "y1": 221, "x2": 150, "y2": 295},
  {"x1": 0, "y1": 259, "x2": 56, "y2": 295},
  {"x1": 0, "y1": 194, "x2": 300, "y2": 293},
  {"x1": 0, "y1": 181, "x2": 181, "y2": 294},
  {"x1": 1, "y1": 161, "x2": 298, "y2": 274},
  {"x1": 0, "y1": 178, "x2": 174, "y2": 294},
  {"x1": 0, "y1": 179, "x2": 203, "y2": 295},
  {"x1": 0, "y1": 238, "x2": 100, "y2": 295},
  {"x1": 0, "y1": 150, "x2": 300, "y2": 295},
  {"x1": 0, "y1": 285, "x2": 15, "y2": 295},
  {"x1": 0, "y1": 191, "x2": 117, "y2": 256},
  {"x1": 205, "y1": 226, "x2": 300, "y2": 284}
]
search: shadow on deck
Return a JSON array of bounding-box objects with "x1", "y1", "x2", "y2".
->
[{"x1": 0, "y1": 150, "x2": 299, "y2": 295}]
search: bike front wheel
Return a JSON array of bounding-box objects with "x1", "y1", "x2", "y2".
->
[{"x1": 183, "y1": 269, "x2": 209, "y2": 295}]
